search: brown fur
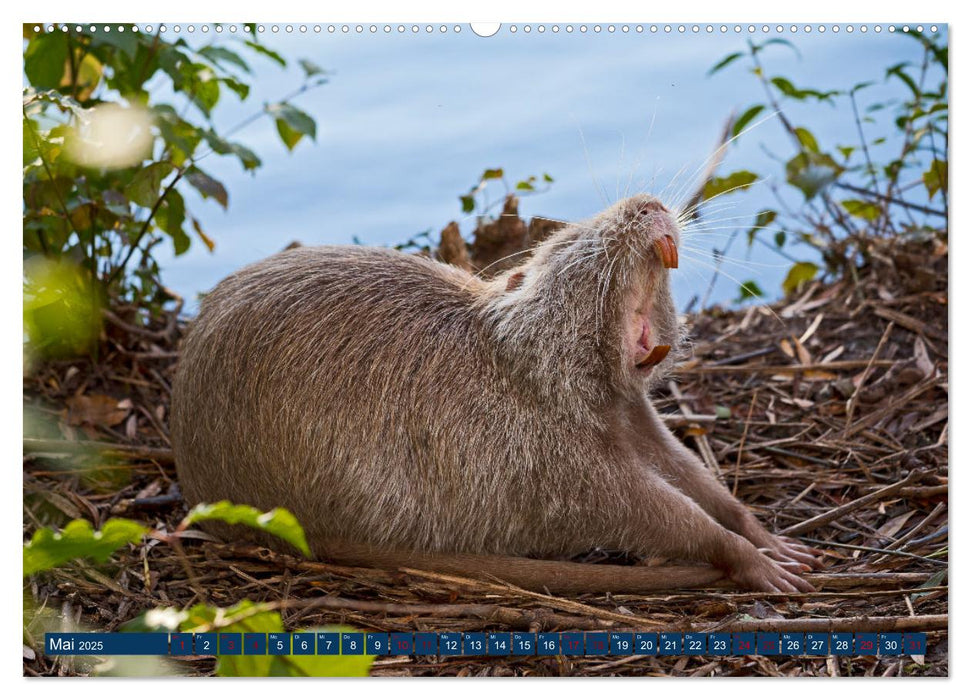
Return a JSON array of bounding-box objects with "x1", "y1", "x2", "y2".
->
[{"x1": 171, "y1": 194, "x2": 819, "y2": 593}]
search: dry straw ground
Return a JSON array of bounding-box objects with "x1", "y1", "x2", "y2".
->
[{"x1": 23, "y1": 206, "x2": 948, "y2": 676}]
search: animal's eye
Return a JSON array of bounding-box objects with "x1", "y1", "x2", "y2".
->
[{"x1": 638, "y1": 200, "x2": 669, "y2": 217}]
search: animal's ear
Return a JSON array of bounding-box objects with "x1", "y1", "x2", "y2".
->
[{"x1": 506, "y1": 271, "x2": 526, "y2": 292}]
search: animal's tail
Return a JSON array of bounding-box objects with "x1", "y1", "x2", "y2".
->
[{"x1": 313, "y1": 540, "x2": 727, "y2": 594}]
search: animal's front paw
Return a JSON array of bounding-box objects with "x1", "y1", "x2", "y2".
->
[
  {"x1": 725, "y1": 540, "x2": 815, "y2": 593},
  {"x1": 739, "y1": 522, "x2": 824, "y2": 571}
]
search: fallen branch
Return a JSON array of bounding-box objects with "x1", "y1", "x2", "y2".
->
[
  {"x1": 676, "y1": 359, "x2": 895, "y2": 375},
  {"x1": 779, "y1": 470, "x2": 927, "y2": 536}
]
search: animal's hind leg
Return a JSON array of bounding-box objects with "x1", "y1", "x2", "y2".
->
[{"x1": 600, "y1": 471, "x2": 813, "y2": 593}]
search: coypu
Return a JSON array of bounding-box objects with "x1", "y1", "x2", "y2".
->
[{"x1": 171, "y1": 193, "x2": 820, "y2": 593}]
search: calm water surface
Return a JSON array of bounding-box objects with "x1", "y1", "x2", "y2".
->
[{"x1": 155, "y1": 28, "x2": 930, "y2": 311}]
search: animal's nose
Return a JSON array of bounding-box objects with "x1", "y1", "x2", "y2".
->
[{"x1": 655, "y1": 235, "x2": 679, "y2": 269}]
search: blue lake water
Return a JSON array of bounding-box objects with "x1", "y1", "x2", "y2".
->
[{"x1": 154, "y1": 26, "x2": 936, "y2": 312}]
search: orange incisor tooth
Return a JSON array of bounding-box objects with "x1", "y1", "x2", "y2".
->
[
  {"x1": 655, "y1": 235, "x2": 679, "y2": 269},
  {"x1": 637, "y1": 344, "x2": 671, "y2": 367}
]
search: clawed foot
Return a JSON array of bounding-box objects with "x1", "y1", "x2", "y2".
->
[
  {"x1": 739, "y1": 522, "x2": 824, "y2": 572},
  {"x1": 759, "y1": 534, "x2": 824, "y2": 571},
  {"x1": 728, "y1": 541, "x2": 816, "y2": 594}
]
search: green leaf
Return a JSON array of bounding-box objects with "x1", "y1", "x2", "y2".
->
[
  {"x1": 542, "y1": 173, "x2": 554, "y2": 183},
  {"x1": 24, "y1": 34, "x2": 69, "y2": 89},
  {"x1": 24, "y1": 518, "x2": 148, "y2": 576},
  {"x1": 794, "y1": 127, "x2": 819, "y2": 153},
  {"x1": 837, "y1": 145, "x2": 855, "y2": 160},
  {"x1": 298, "y1": 59, "x2": 326, "y2": 77},
  {"x1": 459, "y1": 194, "x2": 475, "y2": 213},
  {"x1": 841, "y1": 199, "x2": 882, "y2": 222},
  {"x1": 182, "y1": 501, "x2": 311, "y2": 557},
  {"x1": 746, "y1": 209, "x2": 777, "y2": 246},
  {"x1": 774, "y1": 231, "x2": 786, "y2": 248},
  {"x1": 516, "y1": 181, "x2": 535, "y2": 191},
  {"x1": 708, "y1": 51, "x2": 744, "y2": 76},
  {"x1": 922, "y1": 159, "x2": 947, "y2": 199},
  {"x1": 735, "y1": 280, "x2": 764, "y2": 303},
  {"x1": 191, "y1": 217, "x2": 216, "y2": 252},
  {"x1": 187, "y1": 168, "x2": 229, "y2": 208},
  {"x1": 275, "y1": 119, "x2": 303, "y2": 151},
  {"x1": 771, "y1": 76, "x2": 800, "y2": 98},
  {"x1": 887, "y1": 63, "x2": 920, "y2": 99},
  {"x1": 702, "y1": 170, "x2": 759, "y2": 201},
  {"x1": 267, "y1": 103, "x2": 317, "y2": 151},
  {"x1": 770, "y1": 77, "x2": 838, "y2": 102},
  {"x1": 481, "y1": 168, "x2": 504, "y2": 181},
  {"x1": 181, "y1": 63, "x2": 221, "y2": 118},
  {"x1": 782, "y1": 261, "x2": 819, "y2": 296},
  {"x1": 731, "y1": 104, "x2": 765, "y2": 138},
  {"x1": 230, "y1": 142, "x2": 262, "y2": 171},
  {"x1": 244, "y1": 40, "x2": 286, "y2": 67},
  {"x1": 125, "y1": 162, "x2": 175, "y2": 208},
  {"x1": 221, "y1": 77, "x2": 250, "y2": 101},
  {"x1": 156, "y1": 189, "x2": 188, "y2": 253},
  {"x1": 88, "y1": 26, "x2": 141, "y2": 59},
  {"x1": 910, "y1": 570, "x2": 947, "y2": 602},
  {"x1": 785, "y1": 152, "x2": 843, "y2": 200},
  {"x1": 268, "y1": 649, "x2": 374, "y2": 677},
  {"x1": 198, "y1": 45, "x2": 251, "y2": 73}
]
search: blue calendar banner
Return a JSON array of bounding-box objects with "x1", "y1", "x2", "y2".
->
[
  {"x1": 537, "y1": 632, "x2": 560, "y2": 656},
  {"x1": 316, "y1": 632, "x2": 340, "y2": 655},
  {"x1": 219, "y1": 633, "x2": 241, "y2": 655},
  {"x1": 585, "y1": 632, "x2": 608, "y2": 655},
  {"x1": 757, "y1": 633, "x2": 779, "y2": 656},
  {"x1": 268, "y1": 633, "x2": 290, "y2": 655},
  {"x1": 170, "y1": 633, "x2": 193, "y2": 656},
  {"x1": 903, "y1": 633, "x2": 927, "y2": 656},
  {"x1": 512, "y1": 632, "x2": 535, "y2": 655},
  {"x1": 732, "y1": 632, "x2": 756, "y2": 656},
  {"x1": 45, "y1": 633, "x2": 169, "y2": 656},
  {"x1": 415, "y1": 632, "x2": 438, "y2": 655},
  {"x1": 41, "y1": 630, "x2": 928, "y2": 658},
  {"x1": 366, "y1": 633, "x2": 388, "y2": 655},
  {"x1": 341, "y1": 632, "x2": 364, "y2": 655},
  {"x1": 195, "y1": 633, "x2": 217, "y2": 656},
  {"x1": 561, "y1": 632, "x2": 584, "y2": 656},
  {"x1": 439, "y1": 633, "x2": 462, "y2": 656},
  {"x1": 292, "y1": 632, "x2": 315, "y2": 655},
  {"x1": 244, "y1": 633, "x2": 266, "y2": 655},
  {"x1": 831, "y1": 633, "x2": 854, "y2": 656},
  {"x1": 781, "y1": 633, "x2": 804, "y2": 656},
  {"x1": 659, "y1": 632, "x2": 682, "y2": 655},
  {"x1": 709, "y1": 633, "x2": 731, "y2": 656},
  {"x1": 390, "y1": 632, "x2": 413, "y2": 655},
  {"x1": 806, "y1": 633, "x2": 829, "y2": 655},
  {"x1": 855, "y1": 633, "x2": 879, "y2": 656},
  {"x1": 635, "y1": 632, "x2": 658, "y2": 655},
  {"x1": 684, "y1": 633, "x2": 707, "y2": 655},
  {"x1": 463, "y1": 633, "x2": 486, "y2": 656},
  {"x1": 609, "y1": 632, "x2": 633, "y2": 655}
]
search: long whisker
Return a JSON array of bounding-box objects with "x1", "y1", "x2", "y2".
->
[
  {"x1": 676, "y1": 252, "x2": 787, "y2": 327},
  {"x1": 672, "y1": 109, "x2": 781, "y2": 213}
]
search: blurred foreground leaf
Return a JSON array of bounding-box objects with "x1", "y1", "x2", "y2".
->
[
  {"x1": 182, "y1": 501, "x2": 311, "y2": 557},
  {"x1": 24, "y1": 518, "x2": 148, "y2": 576}
]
